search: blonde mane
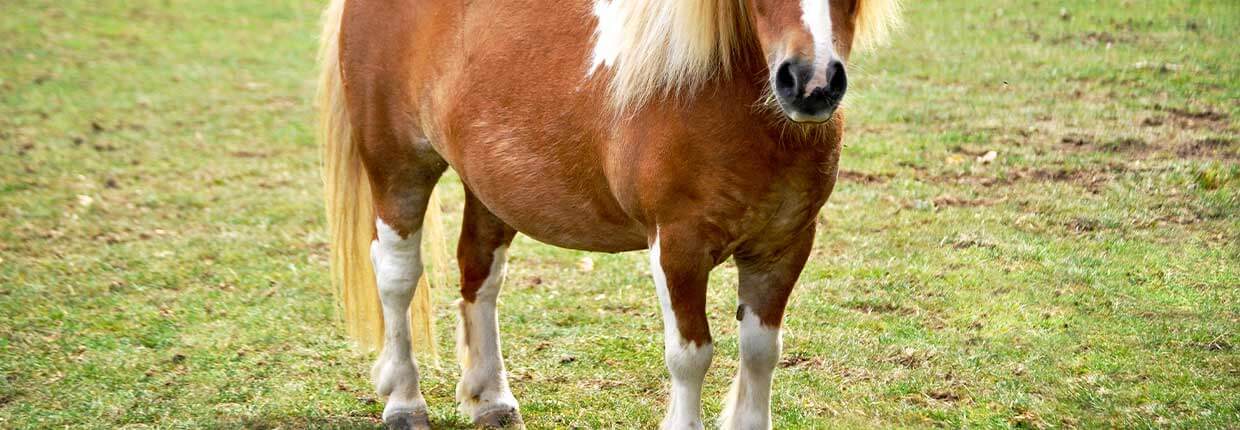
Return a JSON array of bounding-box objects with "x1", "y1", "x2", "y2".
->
[
  {"x1": 591, "y1": 0, "x2": 901, "y2": 112},
  {"x1": 853, "y1": 0, "x2": 903, "y2": 52},
  {"x1": 590, "y1": 0, "x2": 749, "y2": 112}
]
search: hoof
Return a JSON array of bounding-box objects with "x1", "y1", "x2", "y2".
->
[
  {"x1": 385, "y1": 410, "x2": 432, "y2": 430},
  {"x1": 475, "y1": 407, "x2": 524, "y2": 429}
]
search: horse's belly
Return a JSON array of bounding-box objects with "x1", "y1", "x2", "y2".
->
[
  {"x1": 467, "y1": 183, "x2": 648, "y2": 252},
  {"x1": 498, "y1": 205, "x2": 647, "y2": 253},
  {"x1": 453, "y1": 154, "x2": 648, "y2": 253}
]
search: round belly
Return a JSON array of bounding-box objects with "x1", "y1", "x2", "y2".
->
[
  {"x1": 469, "y1": 177, "x2": 647, "y2": 252},
  {"x1": 452, "y1": 147, "x2": 648, "y2": 253}
]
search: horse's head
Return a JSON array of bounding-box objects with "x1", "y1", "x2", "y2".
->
[{"x1": 750, "y1": 0, "x2": 893, "y2": 123}]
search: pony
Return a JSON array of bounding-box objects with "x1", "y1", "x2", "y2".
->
[{"x1": 317, "y1": 0, "x2": 900, "y2": 428}]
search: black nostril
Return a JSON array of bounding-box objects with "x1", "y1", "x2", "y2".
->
[
  {"x1": 827, "y1": 60, "x2": 847, "y2": 95},
  {"x1": 774, "y1": 61, "x2": 798, "y2": 98},
  {"x1": 774, "y1": 59, "x2": 843, "y2": 121}
]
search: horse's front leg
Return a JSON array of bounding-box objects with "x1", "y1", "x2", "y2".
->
[
  {"x1": 719, "y1": 227, "x2": 815, "y2": 430},
  {"x1": 649, "y1": 226, "x2": 716, "y2": 430}
]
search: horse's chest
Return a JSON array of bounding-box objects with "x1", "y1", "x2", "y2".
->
[
  {"x1": 672, "y1": 145, "x2": 836, "y2": 260},
  {"x1": 742, "y1": 170, "x2": 834, "y2": 242}
]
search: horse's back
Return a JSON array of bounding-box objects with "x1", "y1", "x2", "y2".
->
[{"x1": 339, "y1": 0, "x2": 599, "y2": 135}]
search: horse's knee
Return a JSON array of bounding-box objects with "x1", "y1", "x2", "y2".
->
[
  {"x1": 736, "y1": 305, "x2": 781, "y2": 371},
  {"x1": 665, "y1": 338, "x2": 714, "y2": 381}
]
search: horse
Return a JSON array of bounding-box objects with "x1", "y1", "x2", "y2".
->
[{"x1": 317, "y1": 0, "x2": 900, "y2": 428}]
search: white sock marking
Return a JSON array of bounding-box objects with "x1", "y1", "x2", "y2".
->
[
  {"x1": 720, "y1": 306, "x2": 781, "y2": 430},
  {"x1": 650, "y1": 230, "x2": 712, "y2": 430},
  {"x1": 371, "y1": 219, "x2": 428, "y2": 419},
  {"x1": 456, "y1": 246, "x2": 519, "y2": 419}
]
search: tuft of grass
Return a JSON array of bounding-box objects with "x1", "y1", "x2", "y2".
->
[
  {"x1": 2, "y1": 0, "x2": 1237, "y2": 428},
  {"x1": 1194, "y1": 164, "x2": 1236, "y2": 191}
]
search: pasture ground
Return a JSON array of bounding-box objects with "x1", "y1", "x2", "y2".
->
[{"x1": 1, "y1": 0, "x2": 1237, "y2": 428}]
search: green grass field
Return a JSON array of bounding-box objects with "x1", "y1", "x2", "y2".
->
[{"x1": 2, "y1": 0, "x2": 1237, "y2": 428}]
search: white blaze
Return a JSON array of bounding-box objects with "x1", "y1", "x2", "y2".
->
[{"x1": 800, "y1": 0, "x2": 841, "y2": 89}]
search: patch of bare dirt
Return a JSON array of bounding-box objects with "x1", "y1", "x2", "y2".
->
[
  {"x1": 842, "y1": 301, "x2": 916, "y2": 315},
  {"x1": 1060, "y1": 133, "x2": 1096, "y2": 148},
  {"x1": 1136, "y1": 105, "x2": 1238, "y2": 159},
  {"x1": 921, "y1": 164, "x2": 1123, "y2": 193},
  {"x1": 927, "y1": 388, "x2": 964, "y2": 403},
  {"x1": 1165, "y1": 106, "x2": 1229, "y2": 124},
  {"x1": 1025, "y1": 163, "x2": 1140, "y2": 191},
  {"x1": 1061, "y1": 133, "x2": 1151, "y2": 154},
  {"x1": 1066, "y1": 217, "x2": 1103, "y2": 233},
  {"x1": 1070, "y1": 105, "x2": 1235, "y2": 160},
  {"x1": 838, "y1": 170, "x2": 894, "y2": 184},
  {"x1": 1144, "y1": 105, "x2": 1233, "y2": 133},
  {"x1": 1193, "y1": 337, "x2": 1232, "y2": 352},
  {"x1": 887, "y1": 347, "x2": 936, "y2": 369},
  {"x1": 778, "y1": 353, "x2": 825, "y2": 369},
  {"x1": 931, "y1": 194, "x2": 1001, "y2": 208},
  {"x1": 1101, "y1": 137, "x2": 1150, "y2": 153},
  {"x1": 943, "y1": 234, "x2": 997, "y2": 249},
  {"x1": 1176, "y1": 137, "x2": 1238, "y2": 159},
  {"x1": 1050, "y1": 31, "x2": 1137, "y2": 47}
]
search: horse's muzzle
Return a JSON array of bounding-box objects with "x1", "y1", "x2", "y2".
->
[{"x1": 773, "y1": 58, "x2": 847, "y2": 123}]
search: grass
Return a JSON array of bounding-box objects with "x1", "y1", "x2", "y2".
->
[{"x1": 1, "y1": 0, "x2": 1237, "y2": 428}]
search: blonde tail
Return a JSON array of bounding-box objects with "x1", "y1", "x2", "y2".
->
[{"x1": 319, "y1": 0, "x2": 441, "y2": 359}]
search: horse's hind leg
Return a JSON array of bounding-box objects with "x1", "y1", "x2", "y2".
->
[
  {"x1": 337, "y1": 0, "x2": 448, "y2": 425},
  {"x1": 455, "y1": 189, "x2": 523, "y2": 428},
  {"x1": 360, "y1": 127, "x2": 447, "y2": 428}
]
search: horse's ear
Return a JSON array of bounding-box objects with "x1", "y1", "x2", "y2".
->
[{"x1": 852, "y1": 0, "x2": 902, "y2": 53}]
